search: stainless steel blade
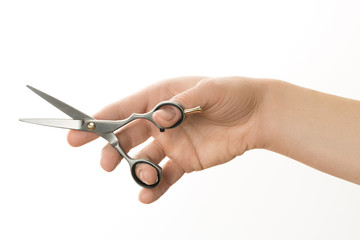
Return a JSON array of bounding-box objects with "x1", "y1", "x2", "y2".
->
[
  {"x1": 19, "y1": 118, "x2": 84, "y2": 130},
  {"x1": 27, "y1": 85, "x2": 93, "y2": 120}
]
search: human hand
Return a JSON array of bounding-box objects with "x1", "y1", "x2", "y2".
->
[{"x1": 67, "y1": 76, "x2": 265, "y2": 203}]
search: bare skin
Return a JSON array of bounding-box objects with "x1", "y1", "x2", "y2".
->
[{"x1": 67, "y1": 76, "x2": 360, "y2": 204}]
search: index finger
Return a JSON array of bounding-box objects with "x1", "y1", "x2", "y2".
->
[
  {"x1": 67, "y1": 76, "x2": 205, "y2": 147},
  {"x1": 67, "y1": 88, "x2": 149, "y2": 147}
]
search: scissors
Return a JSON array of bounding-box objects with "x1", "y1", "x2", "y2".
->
[{"x1": 20, "y1": 85, "x2": 202, "y2": 188}]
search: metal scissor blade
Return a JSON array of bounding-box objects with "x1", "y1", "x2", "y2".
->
[
  {"x1": 19, "y1": 118, "x2": 84, "y2": 130},
  {"x1": 26, "y1": 85, "x2": 94, "y2": 120}
]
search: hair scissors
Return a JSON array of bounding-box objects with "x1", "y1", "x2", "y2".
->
[{"x1": 20, "y1": 86, "x2": 202, "y2": 188}]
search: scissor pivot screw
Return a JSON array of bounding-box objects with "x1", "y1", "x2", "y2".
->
[{"x1": 87, "y1": 122, "x2": 96, "y2": 130}]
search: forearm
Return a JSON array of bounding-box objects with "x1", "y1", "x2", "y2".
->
[{"x1": 258, "y1": 80, "x2": 360, "y2": 184}]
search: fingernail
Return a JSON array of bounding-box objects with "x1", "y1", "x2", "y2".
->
[
  {"x1": 157, "y1": 107, "x2": 176, "y2": 121},
  {"x1": 139, "y1": 168, "x2": 150, "y2": 185},
  {"x1": 139, "y1": 168, "x2": 144, "y2": 180}
]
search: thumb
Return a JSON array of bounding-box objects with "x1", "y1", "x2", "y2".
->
[
  {"x1": 171, "y1": 81, "x2": 208, "y2": 110},
  {"x1": 153, "y1": 82, "x2": 208, "y2": 128}
]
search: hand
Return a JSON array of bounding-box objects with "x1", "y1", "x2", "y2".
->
[{"x1": 67, "y1": 76, "x2": 265, "y2": 203}]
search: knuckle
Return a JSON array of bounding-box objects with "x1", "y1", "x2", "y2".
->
[{"x1": 174, "y1": 91, "x2": 192, "y2": 107}]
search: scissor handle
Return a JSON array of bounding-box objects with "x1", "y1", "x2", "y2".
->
[
  {"x1": 151, "y1": 101, "x2": 185, "y2": 132},
  {"x1": 130, "y1": 159, "x2": 162, "y2": 188},
  {"x1": 127, "y1": 102, "x2": 183, "y2": 187}
]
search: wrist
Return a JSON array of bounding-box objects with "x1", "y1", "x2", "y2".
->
[
  {"x1": 250, "y1": 78, "x2": 284, "y2": 151},
  {"x1": 254, "y1": 79, "x2": 308, "y2": 153}
]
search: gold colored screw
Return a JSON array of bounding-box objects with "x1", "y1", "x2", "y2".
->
[
  {"x1": 184, "y1": 106, "x2": 203, "y2": 115},
  {"x1": 87, "y1": 122, "x2": 96, "y2": 130}
]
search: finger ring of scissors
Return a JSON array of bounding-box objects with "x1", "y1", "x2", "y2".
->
[{"x1": 20, "y1": 86, "x2": 202, "y2": 188}]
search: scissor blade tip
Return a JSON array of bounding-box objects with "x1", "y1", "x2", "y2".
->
[
  {"x1": 19, "y1": 118, "x2": 31, "y2": 122},
  {"x1": 26, "y1": 85, "x2": 36, "y2": 90},
  {"x1": 19, "y1": 118, "x2": 32, "y2": 124}
]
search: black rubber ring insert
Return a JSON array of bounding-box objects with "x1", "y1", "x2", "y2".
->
[
  {"x1": 131, "y1": 161, "x2": 162, "y2": 189},
  {"x1": 153, "y1": 101, "x2": 185, "y2": 130}
]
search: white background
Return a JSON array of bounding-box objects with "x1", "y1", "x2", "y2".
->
[{"x1": 1, "y1": 0, "x2": 360, "y2": 239}]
